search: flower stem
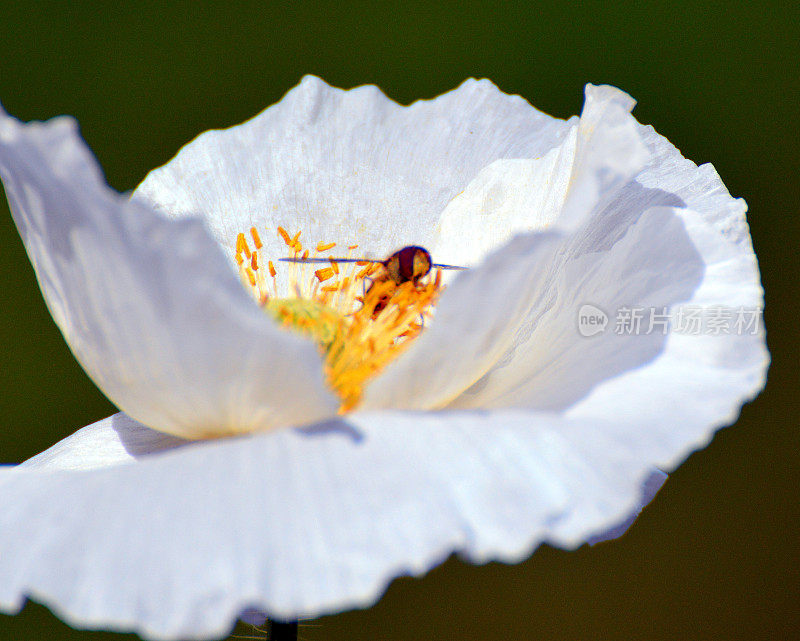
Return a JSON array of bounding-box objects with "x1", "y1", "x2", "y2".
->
[{"x1": 268, "y1": 620, "x2": 298, "y2": 641}]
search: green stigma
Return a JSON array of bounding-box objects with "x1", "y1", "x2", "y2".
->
[{"x1": 264, "y1": 298, "x2": 344, "y2": 352}]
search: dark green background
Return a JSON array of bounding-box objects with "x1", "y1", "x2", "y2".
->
[{"x1": 1, "y1": 1, "x2": 797, "y2": 640}]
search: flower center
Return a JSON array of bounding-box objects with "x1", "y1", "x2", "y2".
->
[{"x1": 234, "y1": 226, "x2": 443, "y2": 411}]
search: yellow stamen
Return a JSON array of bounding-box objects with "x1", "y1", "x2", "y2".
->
[
  {"x1": 236, "y1": 233, "x2": 251, "y2": 260},
  {"x1": 250, "y1": 227, "x2": 263, "y2": 249},
  {"x1": 233, "y1": 227, "x2": 445, "y2": 412}
]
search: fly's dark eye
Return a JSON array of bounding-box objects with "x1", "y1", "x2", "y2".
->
[{"x1": 397, "y1": 246, "x2": 419, "y2": 281}]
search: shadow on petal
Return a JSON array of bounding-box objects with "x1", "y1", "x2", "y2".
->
[
  {"x1": 295, "y1": 417, "x2": 365, "y2": 443},
  {"x1": 111, "y1": 413, "x2": 191, "y2": 459},
  {"x1": 577, "y1": 183, "x2": 687, "y2": 255}
]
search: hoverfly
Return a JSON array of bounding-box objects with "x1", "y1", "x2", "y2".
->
[
  {"x1": 280, "y1": 245, "x2": 466, "y2": 316},
  {"x1": 279, "y1": 245, "x2": 465, "y2": 286}
]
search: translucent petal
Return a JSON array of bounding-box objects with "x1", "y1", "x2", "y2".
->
[
  {"x1": 0, "y1": 107, "x2": 338, "y2": 439},
  {"x1": 431, "y1": 84, "x2": 648, "y2": 267},
  {"x1": 430, "y1": 140, "x2": 577, "y2": 268},
  {"x1": 132, "y1": 76, "x2": 572, "y2": 266},
  {"x1": 0, "y1": 409, "x2": 671, "y2": 641}
]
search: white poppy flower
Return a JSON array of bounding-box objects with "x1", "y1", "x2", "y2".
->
[{"x1": 0, "y1": 77, "x2": 768, "y2": 640}]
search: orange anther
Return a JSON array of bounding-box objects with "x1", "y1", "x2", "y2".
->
[
  {"x1": 278, "y1": 227, "x2": 291, "y2": 245},
  {"x1": 288, "y1": 231, "x2": 303, "y2": 253},
  {"x1": 316, "y1": 242, "x2": 336, "y2": 252},
  {"x1": 235, "y1": 253, "x2": 244, "y2": 265},
  {"x1": 348, "y1": 244, "x2": 359, "y2": 250},
  {"x1": 251, "y1": 251, "x2": 258, "y2": 270},
  {"x1": 268, "y1": 260, "x2": 277, "y2": 278},
  {"x1": 302, "y1": 249, "x2": 309, "y2": 259},
  {"x1": 315, "y1": 267, "x2": 335, "y2": 282},
  {"x1": 236, "y1": 233, "x2": 251, "y2": 259},
  {"x1": 329, "y1": 259, "x2": 339, "y2": 275},
  {"x1": 250, "y1": 227, "x2": 263, "y2": 249}
]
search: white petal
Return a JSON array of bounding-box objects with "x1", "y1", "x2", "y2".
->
[
  {"x1": 20, "y1": 413, "x2": 190, "y2": 472},
  {"x1": 0, "y1": 409, "x2": 670, "y2": 641},
  {"x1": 132, "y1": 76, "x2": 571, "y2": 267},
  {"x1": 564, "y1": 205, "x2": 768, "y2": 471},
  {"x1": 430, "y1": 136, "x2": 577, "y2": 268},
  {"x1": 0, "y1": 107, "x2": 338, "y2": 439},
  {"x1": 556, "y1": 84, "x2": 649, "y2": 232}
]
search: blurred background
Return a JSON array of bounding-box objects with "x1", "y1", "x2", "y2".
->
[{"x1": 0, "y1": 1, "x2": 797, "y2": 639}]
